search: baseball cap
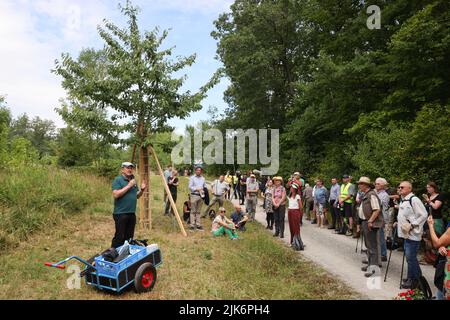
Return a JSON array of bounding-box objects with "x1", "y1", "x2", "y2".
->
[
  {"x1": 343, "y1": 174, "x2": 349, "y2": 179},
  {"x1": 122, "y1": 162, "x2": 135, "y2": 168}
]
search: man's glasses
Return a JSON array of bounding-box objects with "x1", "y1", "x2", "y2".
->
[{"x1": 398, "y1": 186, "x2": 406, "y2": 189}]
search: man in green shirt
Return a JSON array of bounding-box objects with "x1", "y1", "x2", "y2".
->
[{"x1": 111, "y1": 162, "x2": 146, "y2": 248}]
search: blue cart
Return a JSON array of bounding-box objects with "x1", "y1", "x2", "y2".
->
[{"x1": 45, "y1": 244, "x2": 162, "y2": 293}]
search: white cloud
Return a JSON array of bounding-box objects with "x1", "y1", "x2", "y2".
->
[
  {"x1": 0, "y1": 0, "x2": 229, "y2": 129},
  {"x1": 0, "y1": 0, "x2": 113, "y2": 127}
]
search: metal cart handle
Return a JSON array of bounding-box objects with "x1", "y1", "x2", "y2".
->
[{"x1": 45, "y1": 256, "x2": 96, "y2": 270}]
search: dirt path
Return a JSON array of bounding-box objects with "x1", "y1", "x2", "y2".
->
[{"x1": 232, "y1": 198, "x2": 436, "y2": 300}]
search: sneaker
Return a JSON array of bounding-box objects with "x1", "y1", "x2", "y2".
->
[
  {"x1": 189, "y1": 226, "x2": 196, "y2": 231},
  {"x1": 345, "y1": 230, "x2": 353, "y2": 236},
  {"x1": 311, "y1": 220, "x2": 317, "y2": 224},
  {"x1": 328, "y1": 226, "x2": 335, "y2": 230},
  {"x1": 381, "y1": 256, "x2": 387, "y2": 262},
  {"x1": 401, "y1": 279, "x2": 413, "y2": 289},
  {"x1": 352, "y1": 232, "x2": 360, "y2": 239},
  {"x1": 362, "y1": 259, "x2": 368, "y2": 264},
  {"x1": 361, "y1": 266, "x2": 368, "y2": 272},
  {"x1": 232, "y1": 238, "x2": 238, "y2": 241},
  {"x1": 196, "y1": 226, "x2": 204, "y2": 231},
  {"x1": 273, "y1": 233, "x2": 279, "y2": 237}
]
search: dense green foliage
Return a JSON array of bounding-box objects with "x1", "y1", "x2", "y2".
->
[{"x1": 211, "y1": 0, "x2": 450, "y2": 193}]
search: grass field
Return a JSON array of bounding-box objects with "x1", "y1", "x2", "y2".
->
[{"x1": 0, "y1": 170, "x2": 359, "y2": 299}]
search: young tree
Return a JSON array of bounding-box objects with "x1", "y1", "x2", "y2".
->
[{"x1": 53, "y1": 1, "x2": 219, "y2": 228}]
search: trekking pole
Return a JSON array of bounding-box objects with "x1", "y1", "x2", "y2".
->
[
  {"x1": 355, "y1": 231, "x2": 360, "y2": 253},
  {"x1": 384, "y1": 229, "x2": 397, "y2": 282},
  {"x1": 399, "y1": 246, "x2": 406, "y2": 289},
  {"x1": 360, "y1": 229, "x2": 365, "y2": 254}
]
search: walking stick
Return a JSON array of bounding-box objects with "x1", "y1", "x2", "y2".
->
[
  {"x1": 399, "y1": 246, "x2": 406, "y2": 289},
  {"x1": 384, "y1": 228, "x2": 397, "y2": 282},
  {"x1": 355, "y1": 231, "x2": 360, "y2": 253},
  {"x1": 361, "y1": 229, "x2": 365, "y2": 253}
]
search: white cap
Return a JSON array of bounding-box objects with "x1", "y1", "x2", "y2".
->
[{"x1": 121, "y1": 162, "x2": 135, "y2": 168}]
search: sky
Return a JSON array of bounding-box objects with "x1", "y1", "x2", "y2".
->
[{"x1": 0, "y1": 0, "x2": 232, "y2": 133}]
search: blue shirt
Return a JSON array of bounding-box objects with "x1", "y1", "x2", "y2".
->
[
  {"x1": 189, "y1": 175, "x2": 206, "y2": 193},
  {"x1": 314, "y1": 186, "x2": 328, "y2": 205},
  {"x1": 329, "y1": 183, "x2": 340, "y2": 201}
]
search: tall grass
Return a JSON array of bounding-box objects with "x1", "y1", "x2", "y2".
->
[{"x1": 0, "y1": 166, "x2": 110, "y2": 251}]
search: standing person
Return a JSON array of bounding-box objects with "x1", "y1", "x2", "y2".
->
[
  {"x1": 272, "y1": 177, "x2": 287, "y2": 238},
  {"x1": 288, "y1": 183, "x2": 303, "y2": 248},
  {"x1": 211, "y1": 207, "x2": 238, "y2": 240},
  {"x1": 232, "y1": 173, "x2": 239, "y2": 200},
  {"x1": 427, "y1": 216, "x2": 450, "y2": 300},
  {"x1": 357, "y1": 177, "x2": 383, "y2": 277},
  {"x1": 264, "y1": 179, "x2": 275, "y2": 230},
  {"x1": 423, "y1": 182, "x2": 445, "y2": 236},
  {"x1": 246, "y1": 174, "x2": 259, "y2": 221},
  {"x1": 328, "y1": 178, "x2": 340, "y2": 230},
  {"x1": 164, "y1": 170, "x2": 179, "y2": 216},
  {"x1": 163, "y1": 164, "x2": 173, "y2": 209},
  {"x1": 202, "y1": 175, "x2": 229, "y2": 218},
  {"x1": 338, "y1": 174, "x2": 356, "y2": 236},
  {"x1": 111, "y1": 162, "x2": 147, "y2": 248},
  {"x1": 375, "y1": 178, "x2": 390, "y2": 262},
  {"x1": 395, "y1": 181, "x2": 428, "y2": 289},
  {"x1": 239, "y1": 174, "x2": 247, "y2": 205},
  {"x1": 188, "y1": 165, "x2": 206, "y2": 231},
  {"x1": 314, "y1": 179, "x2": 328, "y2": 228},
  {"x1": 303, "y1": 183, "x2": 314, "y2": 221},
  {"x1": 224, "y1": 172, "x2": 233, "y2": 200}
]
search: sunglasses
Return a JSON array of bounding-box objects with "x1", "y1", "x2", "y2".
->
[{"x1": 398, "y1": 186, "x2": 407, "y2": 189}]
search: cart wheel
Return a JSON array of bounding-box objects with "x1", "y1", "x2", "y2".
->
[{"x1": 134, "y1": 262, "x2": 157, "y2": 293}]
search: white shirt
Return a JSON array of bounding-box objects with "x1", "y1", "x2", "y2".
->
[
  {"x1": 397, "y1": 193, "x2": 428, "y2": 241},
  {"x1": 288, "y1": 194, "x2": 301, "y2": 209}
]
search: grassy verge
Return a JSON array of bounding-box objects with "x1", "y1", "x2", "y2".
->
[
  {"x1": 0, "y1": 166, "x2": 110, "y2": 251},
  {"x1": 0, "y1": 173, "x2": 359, "y2": 299}
]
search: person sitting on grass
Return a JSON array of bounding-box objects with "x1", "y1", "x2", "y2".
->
[
  {"x1": 183, "y1": 195, "x2": 191, "y2": 223},
  {"x1": 230, "y1": 204, "x2": 249, "y2": 232},
  {"x1": 211, "y1": 207, "x2": 238, "y2": 240}
]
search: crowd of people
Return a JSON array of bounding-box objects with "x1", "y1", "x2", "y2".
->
[{"x1": 158, "y1": 164, "x2": 449, "y2": 299}]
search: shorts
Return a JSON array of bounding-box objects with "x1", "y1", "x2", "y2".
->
[{"x1": 343, "y1": 202, "x2": 353, "y2": 218}]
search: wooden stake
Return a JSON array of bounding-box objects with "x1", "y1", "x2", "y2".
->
[{"x1": 149, "y1": 145, "x2": 187, "y2": 237}]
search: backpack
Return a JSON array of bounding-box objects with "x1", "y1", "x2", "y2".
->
[{"x1": 417, "y1": 275, "x2": 433, "y2": 300}]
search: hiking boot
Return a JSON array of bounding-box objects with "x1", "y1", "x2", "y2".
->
[
  {"x1": 364, "y1": 269, "x2": 376, "y2": 278},
  {"x1": 401, "y1": 279, "x2": 413, "y2": 289}
]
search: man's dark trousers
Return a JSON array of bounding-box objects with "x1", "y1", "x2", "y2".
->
[{"x1": 111, "y1": 213, "x2": 136, "y2": 248}]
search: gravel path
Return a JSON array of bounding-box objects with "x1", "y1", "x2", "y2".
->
[{"x1": 231, "y1": 198, "x2": 436, "y2": 300}]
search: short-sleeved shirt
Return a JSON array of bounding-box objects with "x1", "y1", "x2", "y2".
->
[
  {"x1": 231, "y1": 211, "x2": 245, "y2": 224},
  {"x1": 112, "y1": 175, "x2": 138, "y2": 214},
  {"x1": 314, "y1": 186, "x2": 328, "y2": 205},
  {"x1": 211, "y1": 179, "x2": 229, "y2": 196},
  {"x1": 426, "y1": 194, "x2": 444, "y2": 219},
  {"x1": 288, "y1": 194, "x2": 301, "y2": 209},
  {"x1": 246, "y1": 179, "x2": 259, "y2": 196},
  {"x1": 168, "y1": 177, "x2": 179, "y2": 195},
  {"x1": 358, "y1": 194, "x2": 381, "y2": 220},
  {"x1": 212, "y1": 215, "x2": 226, "y2": 232}
]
